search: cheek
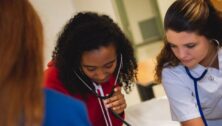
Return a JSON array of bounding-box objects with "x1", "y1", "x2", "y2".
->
[
  {"x1": 171, "y1": 48, "x2": 179, "y2": 58},
  {"x1": 104, "y1": 66, "x2": 116, "y2": 77},
  {"x1": 112, "y1": 62, "x2": 118, "y2": 72},
  {"x1": 193, "y1": 46, "x2": 208, "y2": 61},
  {"x1": 196, "y1": 50, "x2": 207, "y2": 62},
  {"x1": 171, "y1": 49, "x2": 177, "y2": 55},
  {"x1": 104, "y1": 63, "x2": 117, "y2": 77},
  {"x1": 81, "y1": 68, "x2": 94, "y2": 79},
  {"x1": 109, "y1": 66, "x2": 116, "y2": 74}
]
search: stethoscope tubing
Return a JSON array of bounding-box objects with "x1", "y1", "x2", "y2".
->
[
  {"x1": 185, "y1": 66, "x2": 208, "y2": 126},
  {"x1": 74, "y1": 54, "x2": 131, "y2": 126}
]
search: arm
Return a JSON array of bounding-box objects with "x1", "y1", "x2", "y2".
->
[
  {"x1": 103, "y1": 86, "x2": 126, "y2": 114},
  {"x1": 162, "y1": 68, "x2": 201, "y2": 123},
  {"x1": 181, "y1": 117, "x2": 204, "y2": 126}
]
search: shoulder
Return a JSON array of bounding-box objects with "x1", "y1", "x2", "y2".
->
[
  {"x1": 162, "y1": 64, "x2": 187, "y2": 80},
  {"x1": 44, "y1": 61, "x2": 59, "y2": 79},
  {"x1": 44, "y1": 62, "x2": 70, "y2": 93},
  {"x1": 44, "y1": 88, "x2": 91, "y2": 126},
  {"x1": 161, "y1": 64, "x2": 193, "y2": 94},
  {"x1": 44, "y1": 61, "x2": 59, "y2": 83},
  {"x1": 44, "y1": 88, "x2": 85, "y2": 109},
  {"x1": 161, "y1": 66, "x2": 200, "y2": 122}
]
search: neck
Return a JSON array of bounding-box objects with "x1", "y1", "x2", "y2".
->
[{"x1": 200, "y1": 44, "x2": 219, "y2": 69}]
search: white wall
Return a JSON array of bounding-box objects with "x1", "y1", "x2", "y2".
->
[
  {"x1": 30, "y1": 0, "x2": 76, "y2": 67},
  {"x1": 73, "y1": 0, "x2": 117, "y2": 21},
  {"x1": 122, "y1": 0, "x2": 155, "y2": 44},
  {"x1": 157, "y1": 0, "x2": 176, "y2": 24}
]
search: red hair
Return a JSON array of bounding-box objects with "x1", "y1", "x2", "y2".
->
[{"x1": 0, "y1": 0, "x2": 44, "y2": 125}]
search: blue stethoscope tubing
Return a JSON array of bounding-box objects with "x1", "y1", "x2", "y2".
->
[{"x1": 184, "y1": 66, "x2": 208, "y2": 126}]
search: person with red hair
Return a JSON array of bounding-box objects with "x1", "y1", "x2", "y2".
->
[{"x1": 0, "y1": 0, "x2": 91, "y2": 126}]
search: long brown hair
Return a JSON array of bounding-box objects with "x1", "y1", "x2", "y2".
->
[
  {"x1": 154, "y1": 0, "x2": 222, "y2": 83},
  {"x1": 0, "y1": 0, "x2": 44, "y2": 125}
]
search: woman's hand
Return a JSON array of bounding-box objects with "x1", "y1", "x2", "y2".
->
[{"x1": 103, "y1": 86, "x2": 126, "y2": 114}]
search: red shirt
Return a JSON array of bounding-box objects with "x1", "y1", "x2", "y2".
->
[{"x1": 44, "y1": 61, "x2": 124, "y2": 126}]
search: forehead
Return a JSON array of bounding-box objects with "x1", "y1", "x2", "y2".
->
[
  {"x1": 81, "y1": 44, "x2": 117, "y2": 65},
  {"x1": 166, "y1": 30, "x2": 201, "y2": 44}
]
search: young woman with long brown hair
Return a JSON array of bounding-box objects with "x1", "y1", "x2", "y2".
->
[{"x1": 155, "y1": 0, "x2": 222, "y2": 126}]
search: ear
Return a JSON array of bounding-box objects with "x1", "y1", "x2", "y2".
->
[{"x1": 211, "y1": 39, "x2": 220, "y2": 46}]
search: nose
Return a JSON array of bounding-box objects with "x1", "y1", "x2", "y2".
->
[
  {"x1": 177, "y1": 48, "x2": 187, "y2": 59},
  {"x1": 96, "y1": 69, "x2": 107, "y2": 81}
]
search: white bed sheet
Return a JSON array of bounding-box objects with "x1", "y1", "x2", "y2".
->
[{"x1": 125, "y1": 96, "x2": 180, "y2": 126}]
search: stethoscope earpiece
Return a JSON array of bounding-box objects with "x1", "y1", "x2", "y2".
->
[{"x1": 211, "y1": 39, "x2": 220, "y2": 47}]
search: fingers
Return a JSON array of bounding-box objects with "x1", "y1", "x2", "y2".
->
[
  {"x1": 103, "y1": 86, "x2": 127, "y2": 114},
  {"x1": 105, "y1": 95, "x2": 124, "y2": 107},
  {"x1": 105, "y1": 93, "x2": 123, "y2": 104},
  {"x1": 114, "y1": 86, "x2": 121, "y2": 93},
  {"x1": 104, "y1": 99, "x2": 126, "y2": 114},
  {"x1": 114, "y1": 103, "x2": 126, "y2": 110},
  {"x1": 110, "y1": 97, "x2": 126, "y2": 114},
  {"x1": 103, "y1": 87, "x2": 123, "y2": 105}
]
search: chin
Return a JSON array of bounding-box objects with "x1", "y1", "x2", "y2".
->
[
  {"x1": 94, "y1": 76, "x2": 111, "y2": 84},
  {"x1": 96, "y1": 79, "x2": 109, "y2": 84},
  {"x1": 183, "y1": 63, "x2": 197, "y2": 69}
]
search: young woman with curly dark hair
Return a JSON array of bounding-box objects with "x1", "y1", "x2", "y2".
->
[{"x1": 44, "y1": 12, "x2": 137, "y2": 126}]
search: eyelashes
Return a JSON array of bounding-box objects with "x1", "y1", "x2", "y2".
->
[
  {"x1": 169, "y1": 43, "x2": 196, "y2": 49},
  {"x1": 85, "y1": 60, "x2": 116, "y2": 72}
]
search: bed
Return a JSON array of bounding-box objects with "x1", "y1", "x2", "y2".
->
[{"x1": 125, "y1": 96, "x2": 180, "y2": 126}]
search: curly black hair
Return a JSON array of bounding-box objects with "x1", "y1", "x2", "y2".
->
[{"x1": 53, "y1": 12, "x2": 137, "y2": 95}]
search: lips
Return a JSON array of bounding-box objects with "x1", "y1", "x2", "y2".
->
[
  {"x1": 181, "y1": 59, "x2": 192, "y2": 63},
  {"x1": 95, "y1": 77, "x2": 109, "y2": 84}
]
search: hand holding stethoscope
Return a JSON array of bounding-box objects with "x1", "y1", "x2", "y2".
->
[
  {"x1": 104, "y1": 86, "x2": 127, "y2": 114},
  {"x1": 74, "y1": 54, "x2": 131, "y2": 126}
]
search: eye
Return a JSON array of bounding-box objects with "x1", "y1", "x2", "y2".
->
[
  {"x1": 104, "y1": 59, "x2": 116, "y2": 69},
  {"x1": 104, "y1": 63, "x2": 113, "y2": 68},
  {"x1": 86, "y1": 67, "x2": 96, "y2": 72},
  {"x1": 186, "y1": 43, "x2": 196, "y2": 48}
]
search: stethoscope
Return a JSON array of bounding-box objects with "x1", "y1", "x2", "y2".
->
[
  {"x1": 185, "y1": 66, "x2": 208, "y2": 126},
  {"x1": 183, "y1": 39, "x2": 220, "y2": 126},
  {"x1": 74, "y1": 54, "x2": 131, "y2": 126}
]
